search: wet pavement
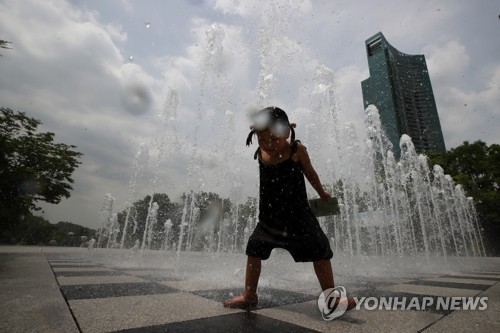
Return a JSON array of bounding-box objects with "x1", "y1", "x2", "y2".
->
[{"x1": 1, "y1": 246, "x2": 499, "y2": 332}]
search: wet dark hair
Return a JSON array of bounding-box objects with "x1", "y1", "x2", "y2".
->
[{"x1": 246, "y1": 106, "x2": 295, "y2": 146}]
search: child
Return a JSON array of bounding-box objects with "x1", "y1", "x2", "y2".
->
[{"x1": 223, "y1": 106, "x2": 356, "y2": 311}]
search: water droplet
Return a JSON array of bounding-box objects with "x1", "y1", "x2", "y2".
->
[
  {"x1": 145, "y1": 21, "x2": 151, "y2": 28},
  {"x1": 121, "y1": 82, "x2": 152, "y2": 115},
  {"x1": 129, "y1": 56, "x2": 134, "y2": 62}
]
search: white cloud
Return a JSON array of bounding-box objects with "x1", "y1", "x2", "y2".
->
[
  {"x1": 212, "y1": 0, "x2": 312, "y2": 17},
  {"x1": 424, "y1": 41, "x2": 499, "y2": 148},
  {"x1": 120, "y1": 0, "x2": 134, "y2": 15},
  {"x1": 424, "y1": 40, "x2": 470, "y2": 83},
  {"x1": 0, "y1": 0, "x2": 163, "y2": 227},
  {"x1": 1, "y1": 0, "x2": 498, "y2": 229},
  {"x1": 335, "y1": 64, "x2": 369, "y2": 129}
]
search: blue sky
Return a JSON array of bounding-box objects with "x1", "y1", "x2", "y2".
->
[{"x1": 1, "y1": 0, "x2": 498, "y2": 229}]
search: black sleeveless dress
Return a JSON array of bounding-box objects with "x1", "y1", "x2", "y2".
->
[{"x1": 245, "y1": 140, "x2": 333, "y2": 262}]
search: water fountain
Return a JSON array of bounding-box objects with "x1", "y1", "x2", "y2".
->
[
  {"x1": 120, "y1": 142, "x2": 149, "y2": 249},
  {"x1": 96, "y1": 193, "x2": 114, "y2": 248},
  {"x1": 96, "y1": 2, "x2": 485, "y2": 262}
]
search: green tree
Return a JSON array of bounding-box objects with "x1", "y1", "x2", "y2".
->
[
  {"x1": 426, "y1": 141, "x2": 500, "y2": 254},
  {"x1": 116, "y1": 193, "x2": 181, "y2": 249},
  {"x1": 13, "y1": 214, "x2": 56, "y2": 245},
  {"x1": 51, "y1": 221, "x2": 96, "y2": 247},
  {"x1": 0, "y1": 108, "x2": 82, "y2": 241}
]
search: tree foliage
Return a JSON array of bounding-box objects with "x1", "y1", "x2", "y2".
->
[
  {"x1": 50, "y1": 221, "x2": 97, "y2": 246},
  {"x1": 111, "y1": 191, "x2": 257, "y2": 251},
  {"x1": 426, "y1": 140, "x2": 500, "y2": 254},
  {"x1": 116, "y1": 193, "x2": 181, "y2": 248},
  {"x1": 0, "y1": 107, "x2": 82, "y2": 237},
  {"x1": 4, "y1": 214, "x2": 96, "y2": 246}
]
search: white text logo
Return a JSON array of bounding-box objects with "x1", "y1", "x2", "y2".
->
[
  {"x1": 355, "y1": 296, "x2": 488, "y2": 311},
  {"x1": 317, "y1": 286, "x2": 349, "y2": 320}
]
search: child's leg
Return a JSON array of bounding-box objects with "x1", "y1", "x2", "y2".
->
[
  {"x1": 223, "y1": 255, "x2": 261, "y2": 308},
  {"x1": 244, "y1": 255, "x2": 261, "y2": 297},
  {"x1": 313, "y1": 259, "x2": 334, "y2": 291},
  {"x1": 313, "y1": 259, "x2": 357, "y2": 311}
]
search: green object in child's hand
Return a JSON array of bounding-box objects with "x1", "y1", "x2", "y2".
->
[{"x1": 308, "y1": 197, "x2": 340, "y2": 217}]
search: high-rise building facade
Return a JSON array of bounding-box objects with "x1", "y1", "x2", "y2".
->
[{"x1": 361, "y1": 32, "x2": 446, "y2": 159}]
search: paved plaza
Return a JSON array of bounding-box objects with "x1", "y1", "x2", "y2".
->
[{"x1": 1, "y1": 246, "x2": 499, "y2": 332}]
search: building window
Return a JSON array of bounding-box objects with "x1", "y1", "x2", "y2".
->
[{"x1": 367, "y1": 38, "x2": 382, "y2": 56}]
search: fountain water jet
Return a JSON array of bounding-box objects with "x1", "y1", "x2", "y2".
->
[
  {"x1": 97, "y1": 2, "x2": 486, "y2": 264},
  {"x1": 97, "y1": 194, "x2": 114, "y2": 248}
]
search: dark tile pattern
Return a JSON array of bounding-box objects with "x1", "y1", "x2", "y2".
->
[
  {"x1": 193, "y1": 287, "x2": 317, "y2": 309},
  {"x1": 47, "y1": 258, "x2": 92, "y2": 264},
  {"x1": 113, "y1": 312, "x2": 322, "y2": 333},
  {"x1": 464, "y1": 271, "x2": 500, "y2": 276},
  {"x1": 53, "y1": 270, "x2": 127, "y2": 277},
  {"x1": 137, "y1": 274, "x2": 185, "y2": 282},
  {"x1": 406, "y1": 279, "x2": 490, "y2": 291},
  {"x1": 112, "y1": 267, "x2": 174, "y2": 272},
  {"x1": 49, "y1": 264, "x2": 102, "y2": 268},
  {"x1": 47, "y1": 258, "x2": 499, "y2": 332},
  {"x1": 46, "y1": 254, "x2": 89, "y2": 260},
  {"x1": 441, "y1": 274, "x2": 500, "y2": 281},
  {"x1": 351, "y1": 280, "x2": 398, "y2": 289},
  {"x1": 60, "y1": 282, "x2": 179, "y2": 300}
]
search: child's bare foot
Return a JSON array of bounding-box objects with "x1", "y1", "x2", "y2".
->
[
  {"x1": 336, "y1": 296, "x2": 357, "y2": 311},
  {"x1": 223, "y1": 294, "x2": 258, "y2": 309},
  {"x1": 345, "y1": 297, "x2": 357, "y2": 311}
]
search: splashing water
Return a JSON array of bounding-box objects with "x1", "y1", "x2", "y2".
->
[
  {"x1": 100, "y1": 1, "x2": 485, "y2": 262},
  {"x1": 96, "y1": 194, "x2": 115, "y2": 248}
]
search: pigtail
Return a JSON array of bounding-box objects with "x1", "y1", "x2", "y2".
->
[
  {"x1": 290, "y1": 126, "x2": 295, "y2": 143},
  {"x1": 246, "y1": 130, "x2": 255, "y2": 146}
]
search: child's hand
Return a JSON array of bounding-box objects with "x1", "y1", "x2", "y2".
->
[{"x1": 319, "y1": 191, "x2": 331, "y2": 202}]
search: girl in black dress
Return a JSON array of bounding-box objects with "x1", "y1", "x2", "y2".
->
[{"x1": 223, "y1": 106, "x2": 356, "y2": 311}]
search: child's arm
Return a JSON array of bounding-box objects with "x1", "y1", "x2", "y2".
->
[{"x1": 296, "y1": 142, "x2": 331, "y2": 201}]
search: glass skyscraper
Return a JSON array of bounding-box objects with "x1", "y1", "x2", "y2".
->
[{"x1": 361, "y1": 32, "x2": 446, "y2": 159}]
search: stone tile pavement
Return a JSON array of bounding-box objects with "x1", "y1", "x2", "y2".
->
[{"x1": 1, "y1": 246, "x2": 500, "y2": 332}]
